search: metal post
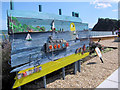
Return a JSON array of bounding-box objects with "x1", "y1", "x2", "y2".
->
[
  {"x1": 59, "y1": 9, "x2": 62, "y2": 15},
  {"x1": 39, "y1": 5, "x2": 42, "y2": 12},
  {"x1": 72, "y1": 12, "x2": 74, "y2": 17},
  {"x1": 74, "y1": 62, "x2": 77, "y2": 74},
  {"x1": 18, "y1": 86, "x2": 21, "y2": 90},
  {"x1": 62, "y1": 67, "x2": 65, "y2": 80},
  {"x1": 78, "y1": 60, "x2": 81, "y2": 72},
  {"x1": 43, "y1": 76, "x2": 46, "y2": 88},
  {"x1": 10, "y1": 0, "x2": 14, "y2": 10}
]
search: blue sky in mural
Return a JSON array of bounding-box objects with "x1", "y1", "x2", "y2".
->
[{"x1": 1, "y1": 1, "x2": 118, "y2": 30}]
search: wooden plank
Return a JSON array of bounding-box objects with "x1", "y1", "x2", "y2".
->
[
  {"x1": 13, "y1": 52, "x2": 89, "y2": 89},
  {"x1": 90, "y1": 35, "x2": 117, "y2": 41}
]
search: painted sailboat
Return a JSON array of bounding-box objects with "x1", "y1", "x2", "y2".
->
[{"x1": 26, "y1": 33, "x2": 32, "y2": 41}]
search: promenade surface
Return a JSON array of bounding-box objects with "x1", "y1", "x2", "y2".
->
[{"x1": 97, "y1": 67, "x2": 120, "y2": 88}]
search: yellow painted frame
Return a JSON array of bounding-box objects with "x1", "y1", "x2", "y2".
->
[{"x1": 13, "y1": 52, "x2": 89, "y2": 89}]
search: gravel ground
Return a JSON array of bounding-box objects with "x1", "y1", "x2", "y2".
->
[{"x1": 46, "y1": 39, "x2": 119, "y2": 88}]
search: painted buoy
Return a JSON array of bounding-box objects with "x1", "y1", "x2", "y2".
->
[
  {"x1": 39, "y1": 66, "x2": 42, "y2": 71},
  {"x1": 26, "y1": 71, "x2": 30, "y2": 75},
  {"x1": 62, "y1": 44, "x2": 65, "y2": 48},
  {"x1": 58, "y1": 44, "x2": 60, "y2": 48},
  {"x1": 66, "y1": 42, "x2": 69, "y2": 47},
  {"x1": 79, "y1": 48, "x2": 81, "y2": 53},
  {"x1": 23, "y1": 72, "x2": 27, "y2": 77},
  {"x1": 49, "y1": 45, "x2": 52, "y2": 49},
  {"x1": 75, "y1": 49, "x2": 78, "y2": 54},
  {"x1": 54, "y1": 44, "x2": 57, "y2": 49},
  {"x1": 17, "y1": 73, "x2": 22, "y2": 79},
  {"x1": 83, "y1": 44, "x2": 86, "y2": 52}
]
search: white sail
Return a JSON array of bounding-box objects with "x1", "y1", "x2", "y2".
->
[
  {"x1": 26, "y1": 33, "x2": 32, "y2": 40},
  {"x1": 52, "y1": 20, "x2": 55, "y2": 30}
]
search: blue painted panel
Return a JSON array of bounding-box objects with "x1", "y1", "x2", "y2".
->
[{"x1": 10, "y1": 31, "x2": 90, "y2": 67}]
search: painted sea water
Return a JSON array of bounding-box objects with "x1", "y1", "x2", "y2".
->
[
  {"x1": 9, "y1": 31, "x2": 89, "y2": 67},
  {"x1": 0, "y1": 30, "x2": 113, "y2": 41}
]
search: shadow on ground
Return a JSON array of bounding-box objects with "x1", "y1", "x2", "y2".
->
[{"x1": 87, "y1": 62, "x2": 97, "y2": 65}]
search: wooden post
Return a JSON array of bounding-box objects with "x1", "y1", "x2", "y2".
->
[
  {"x1": 74, "y1": 62, "x2": 77, "y2": 74},
  {"x1": 78, "y1": 60, "x2": 81, "y2": 72},
  {"x1": 43, "y1": 76, "x2": 46, "y2": 88},
  {"x1": 62, "y1": 67, "x2": 65, "y2": 80},
  {"x1": 10, "y1": 0, "x2": 14, "y2": 10}
]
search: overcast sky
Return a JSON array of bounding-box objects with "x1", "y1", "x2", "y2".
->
[{"x1": 0, "y1": 0, "x2": 119, "y2": 30}]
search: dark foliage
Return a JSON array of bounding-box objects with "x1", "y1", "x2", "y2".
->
[
  {"x1": 92, "y1": 18, "x2": 120, "y2": 31},
  {"x1": 89, "y1": 41, "x2": 103, "y2": 54},
  {"x1": 2, "y1": 39, "x2": 16, "y2": 90}
]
